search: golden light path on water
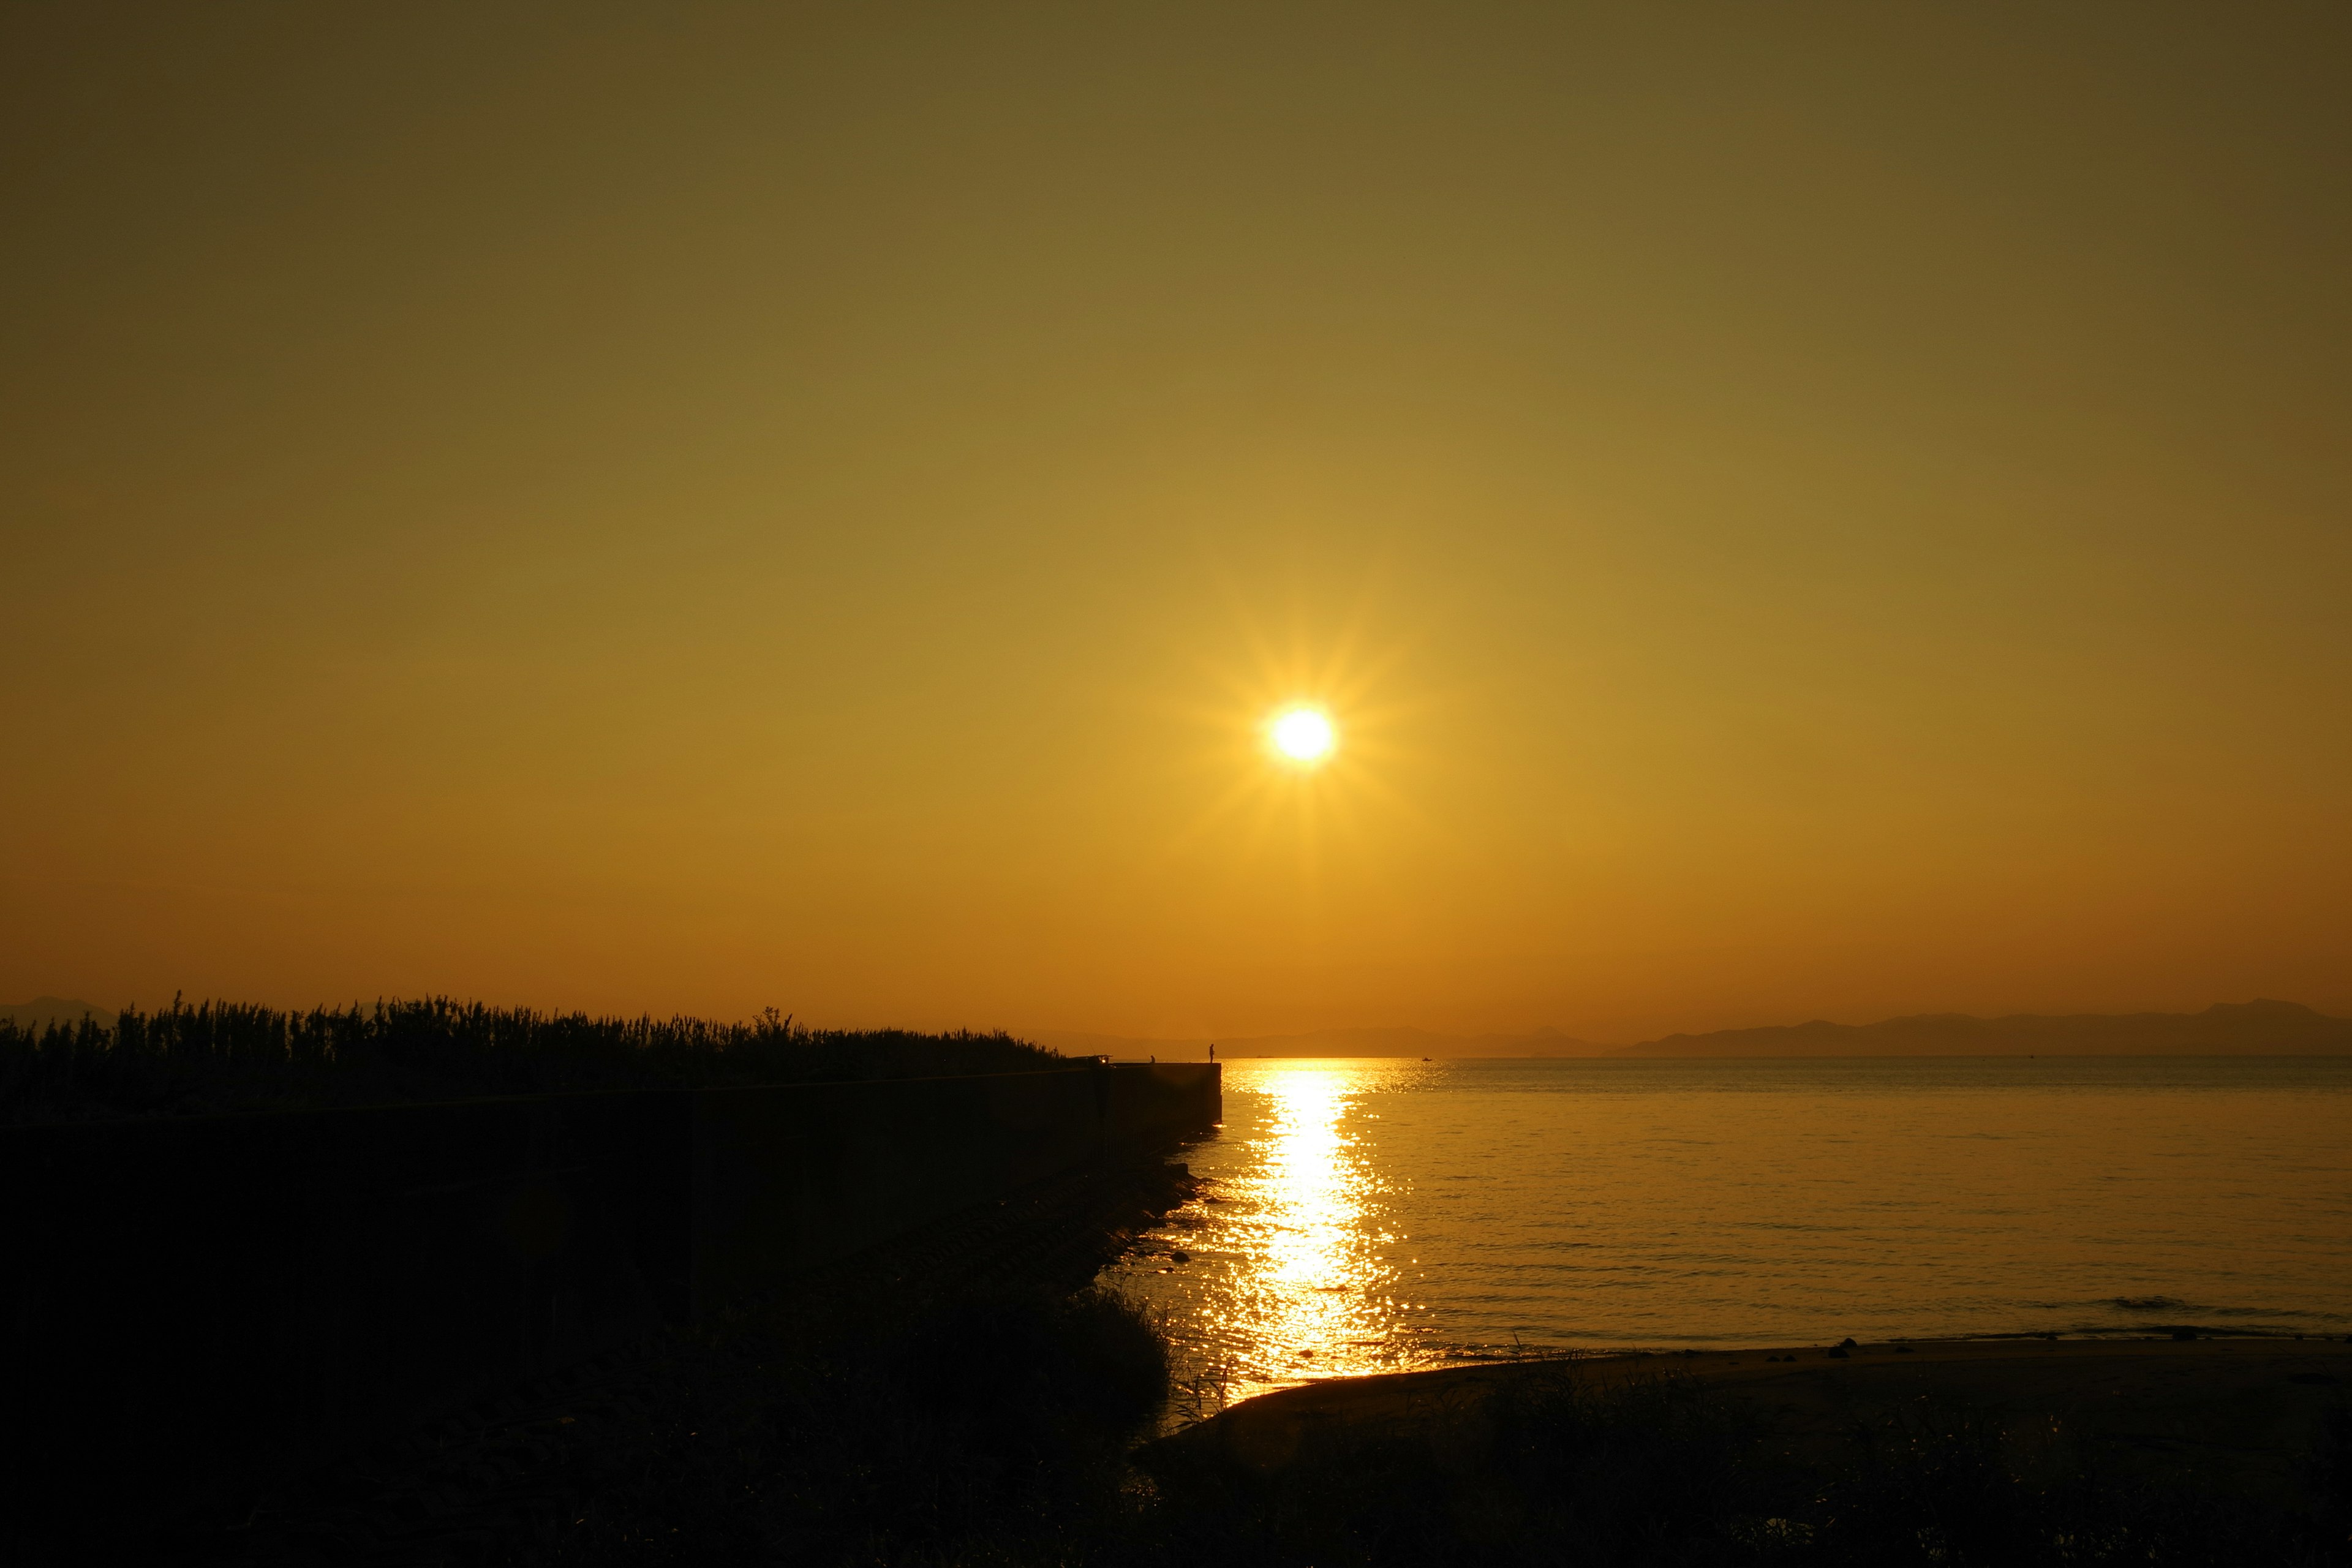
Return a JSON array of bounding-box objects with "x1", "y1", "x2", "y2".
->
[
  {"x1": 1099, "y1": 1055, "x2": 2352, "y2": 1425},
  {"x1": 1105, "y1": 1061, "x2": 1449, "y2": 1416}
]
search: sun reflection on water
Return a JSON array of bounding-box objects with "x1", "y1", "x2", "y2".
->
[
  {"x1": 1109, "y1": 1060, "x2": 1446, "y2": 1414},
  {"x1": 1109, "y1": 1056, "x2": 2352, "y2": 1425}
]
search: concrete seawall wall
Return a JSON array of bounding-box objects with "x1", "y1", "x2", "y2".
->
[{"x1": 0, "y1": 1061, "x2": 1217, "y2": 1526}]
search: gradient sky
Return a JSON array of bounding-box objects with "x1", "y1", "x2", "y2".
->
[{"x1": 6, "y1": 4, "x2": 2348, "y2": 1042}]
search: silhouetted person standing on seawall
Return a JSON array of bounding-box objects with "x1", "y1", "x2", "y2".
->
[{"x1": 1208, "y1": 1042, "x2": 1216, "y2": 1062}]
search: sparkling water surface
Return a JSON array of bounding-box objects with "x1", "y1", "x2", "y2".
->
[{"x1": 1096, "y1": 1057, "x2": 2352, "y2": 1415}]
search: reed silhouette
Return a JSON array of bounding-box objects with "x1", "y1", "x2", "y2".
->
[{"x1": 0, "y1": 996, "x2": 1062, "y2": 1124}]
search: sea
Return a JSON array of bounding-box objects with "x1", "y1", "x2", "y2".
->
[{"x1": 1094, "y1": 1056, "x2": 2352, "y2": 1415}]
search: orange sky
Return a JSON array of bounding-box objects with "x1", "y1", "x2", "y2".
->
[{"x1": 5, "y1": 5, "x2": 2348, "y2": 1043}]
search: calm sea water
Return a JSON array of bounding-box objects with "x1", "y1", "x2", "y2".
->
[{"x1": 1096, "y1": 1057, "x2": 2352, "y2": 1411}]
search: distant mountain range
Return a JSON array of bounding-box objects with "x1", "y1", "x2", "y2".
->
[
  {"x1": 1030, "y1": 1025, "x2": 1610, "y2": 1060},
  {"x1": 1039, "y1": 1001, "x2": 2352, "y2": 1060},
  {"x1": 1, "y1": 997, "x2": 117, "y2": 1030},
  {"x1": 1607, "y1": 1000, "x2": 2352, "y2": 1057}
]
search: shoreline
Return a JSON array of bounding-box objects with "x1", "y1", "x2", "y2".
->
[{"x1": 1150, "y1": 1335, "x2": 2352, "y2": 1496}]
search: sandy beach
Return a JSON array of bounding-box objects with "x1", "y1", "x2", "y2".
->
[{"x1": 1154, "y1": 1336, "x2": 2352, "y2": 1506}]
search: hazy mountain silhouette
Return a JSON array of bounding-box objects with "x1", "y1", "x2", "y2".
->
[
  {"x1": 1214, "y1": 1025, "x2": 1609, "y2": 1059},
  {"x1": 1031, "y1": 1025, "x2": 1608, "y2": 1060},
  {"x1": 2, "y1": 997, "x2": 117, "y2": 1030},
  {"x1": 1609, "y1": 1000, "x2": 2352, "y2": 1058},
  {"x1": 1047, "y1": 1002, "x2": 2352, "y2": 1060}
]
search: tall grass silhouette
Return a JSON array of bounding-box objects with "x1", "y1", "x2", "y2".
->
[{"x1": 0, "y1": 997, "x2": 1063, "y2": 1124}]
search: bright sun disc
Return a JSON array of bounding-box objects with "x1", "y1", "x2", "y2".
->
[{"x1": 1270, "y1": 707, "x2": 1335, "y2": 762}]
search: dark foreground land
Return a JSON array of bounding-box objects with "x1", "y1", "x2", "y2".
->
[
  {"x1": 62, "y1": 1147, "x2": 2348, "y2": 1568},
  {"x1": 159, "y1": 1308, "x2": 2349, "y2": 1567},
  {"x1": 1150, "y1": 1338, "x2": 2352, "y2": 1567},
  {"x1": 123, "y1": 1155, "x2": 1198, "y2": 1568}
]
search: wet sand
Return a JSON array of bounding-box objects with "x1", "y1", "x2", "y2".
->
[{"x1": 1155, "y1": 1338, "x2": 2352, "y2": 1504}]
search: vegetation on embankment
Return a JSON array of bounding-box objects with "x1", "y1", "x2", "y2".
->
[
  {"x1": 173, "y1": 1156, "x2": 1206, "y2": 1567},
  {"x1": 502, "y1": 1332, "x2": 2352, "y2": 1567},
  {"x1": 0, "y1": 996, "x2": 1063, "y2": 1123}
]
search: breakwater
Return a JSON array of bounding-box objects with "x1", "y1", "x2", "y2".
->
[{"x1": 0, "y1": 1061, "x2": 1217, "y2": 1531}]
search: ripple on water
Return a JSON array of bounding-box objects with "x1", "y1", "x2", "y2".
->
[{"x1": 1098, "y1": 1057, "x2": 2352, "y2": 1418}]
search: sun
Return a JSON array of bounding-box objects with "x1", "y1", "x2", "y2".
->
[{"x1": 1269, "y1": 706, "x2": 1336, "y2": 764}]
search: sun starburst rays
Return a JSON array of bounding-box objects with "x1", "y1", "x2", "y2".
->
[{"x1": 1154, "y1": 589, "x2": 1439, "y2": 889}]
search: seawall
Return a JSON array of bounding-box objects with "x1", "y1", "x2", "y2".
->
[{"x1": 0, "y1": 1060, "x2": 1217, "y2": 1529}]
